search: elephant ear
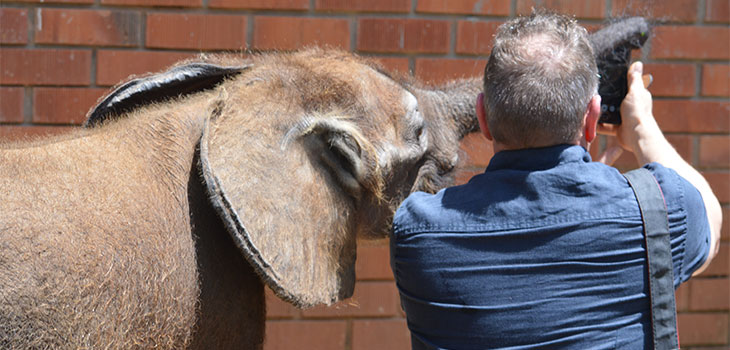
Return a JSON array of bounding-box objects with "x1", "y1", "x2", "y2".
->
[
  {"x1": 199, "y1": 109, "x2": 376, "y2": 307},
  {"x1": 85, "y1": 62, "x2": 250, "y2": 127}
]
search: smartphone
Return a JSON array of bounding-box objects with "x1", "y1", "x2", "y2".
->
[{"x1": 597, "y1": 46, "x2": 631, "y2": 125}]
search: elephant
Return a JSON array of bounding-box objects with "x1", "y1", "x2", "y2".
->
[{"x1": 0, "y1": 17, "x2": 648, "y2": 350}]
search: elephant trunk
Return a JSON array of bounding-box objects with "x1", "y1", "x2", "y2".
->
[
  {"x1": 409, "y1": 77, "x2": 483, "y2": 194},
  {"x1": 415, "y1": 77, "x2": 483, "y2": 141}
]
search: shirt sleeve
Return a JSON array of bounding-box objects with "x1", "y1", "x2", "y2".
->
[
  {"x1": 677, "y1": 174, "x2": 712, "y2": 280},
  {"x1": 646, "y1": 163, "x2": 711, "y2": 284}
]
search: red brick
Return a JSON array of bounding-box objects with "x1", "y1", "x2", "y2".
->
[
  {"x1": 352, "y1": 319, "x2": 410, "y2": 350},
  {"x1": 697, "y1": 242, "x2": 728, "y2": 280},
  {"x1": 651, "y1": 26, "x2": 730, "y2": 60},
  {"x1": 265, "y1": 287, "x2": 300, "y2": 319},
  {"x1": 355, "y1": 240, "x2": 393, "y2": 281},
  {"x1": 644, "y1": 63, "x2": 696, "y2": 97},
  {"x1": 689, "y1": 278, "x2": 730, "y2": 311},
  {"x1": 370, "y1": 56, "x2": 410, "y2": 75},
  {"x1": 675, "y1": 282, "x2": 690, "y2": 311},
  {"x1": 460, "y1": 131, "x2": 493, "y2": 168},
  {"x1": 209, "y1": 0, "x2": 308, "y2": 10},
  {"x1": 456, "y1": 20, "x2": 502, "y2": 56},
  {"x1": 5, "y1": 0, "x2": 93, "y2": 3},
  {"x1": 0, "y1": 88, "x2": 24, "y2": 123},
  {"x1": 703, "y1": 172, "x2": 730, "y2": 204},
  {"x1": 316, "y1": 0, "x2": 410, "y2": 13},
  {"x1": 357, "y1": 18, "x2": 451, "y2": 54},
  {"x1": 706, "y1": 0, "x2": 730, "y2": 23},
  {"x1": 146, "y1": 13, "x2": 245, "y2": 50},
  {"x1": 0, "y1": 49, "x2": 91, "y2": 86},
  {"x1": 654, "y1": 100, "x2": 730, "y2": 134},
  {"x1": 97, "y1": 50, "x2": 197, "y2": 86},
  {"x1": 302, "y1": 281, "x2": 399, "y2": 318},
  {"x1": 0, "y1": 8, "x2": 28, "y2": 45},
  {"x1": 414, "y1": 58, "x2": 486, "y2": 85},
  {"x1": 0, "y1": 125, "x2": 74, "y2": 142},
  {"x1": 416, "y1": 0, "x2": 511, "y2": 16},
  {"x1": 665, "y1": 134, "x2": 693, "y2": 163},
  {"x1": 516, "y1": 0, "x2": 606, "y2": 19},
  {"x1": 699, "y1": 135, "x2": 730, "y2": 168},
  {"x1": 612, "y1": 0, "x2": 699, "y2": 23},
  {"x1": 35, "y1": 9, "x2": 140, "y2": 47},
  {"x1": 101, "y1": 0, "x2": 202, "y2": 6},
  {"x1": 702, "y1": 64, "x2": 730, "y2": 97},
  {"x1": 32, "y1": 88, "x2": 106, "y2": 125},
  {"x1": 253, "y1": 17, "x2": 350, "y2": 51},
  {"x1": 264, "y1": 320, "x2": 346, "y2": 350},
  {"x1": 677, "y1": 313, "x2": 729, "y2": 345},
  {"x1": 723, "y1": 206, "x2": 730, "y2": 242}
]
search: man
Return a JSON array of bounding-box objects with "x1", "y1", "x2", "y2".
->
[{"x1": 390, "y1": 13, "x2": 721, "y2": 349}]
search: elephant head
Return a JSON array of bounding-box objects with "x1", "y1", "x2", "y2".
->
[{"x1": 85, "y1": 49, "x2": 481, "y2": 308}]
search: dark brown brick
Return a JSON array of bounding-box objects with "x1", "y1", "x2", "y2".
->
[
  {"x1": 0, "y1": 49, "x2": 91, "y2": 86},
  {"x1": 35, "y1": 9, "x2": 141, "y2": 47}
]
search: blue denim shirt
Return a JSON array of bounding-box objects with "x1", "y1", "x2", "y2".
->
[{"x1": 391, "y1": 145, "x2": 710, "y2": 350}]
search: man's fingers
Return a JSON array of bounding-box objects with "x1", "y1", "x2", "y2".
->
[
  {"x1": 597, "y1": 123, "x2": 618, "y2": 136},
  {"x1": 628, "y1": 61, "x2": 645, "y2": 91}
]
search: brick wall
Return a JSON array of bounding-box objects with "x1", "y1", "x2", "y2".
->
[{"x1": 1, "y1": 0, "x2": 728, "y2": 349}]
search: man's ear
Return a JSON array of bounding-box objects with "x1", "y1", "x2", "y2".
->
[
  {"x1": 584, "y1": 94, "x2": 601, "y2": 143},
  {"x1": 476, "y1": 93, "x2": 493, "y2": 141}
]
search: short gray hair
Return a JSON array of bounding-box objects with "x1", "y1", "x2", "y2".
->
[{"x1": 483, "y1": 12, "x2": 598, "y2": 148}]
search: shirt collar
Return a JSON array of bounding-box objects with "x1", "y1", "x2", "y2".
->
[{"x1": 485, "y1": 144, "x2": 592, "y2": 172}]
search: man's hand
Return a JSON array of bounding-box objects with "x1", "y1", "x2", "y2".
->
[
  {"x1": 599, "y1": 61, "x2": 722, "y2": 275},
  {"x1": 597, "y1": 61, "x2": 661, "y2": 161}
]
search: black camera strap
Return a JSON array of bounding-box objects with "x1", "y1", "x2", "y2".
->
[{"x1": 623, "y1": 168, "x2": 680, "y2": 350}]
